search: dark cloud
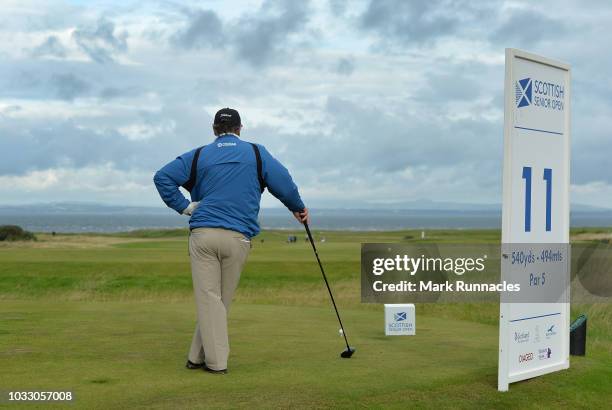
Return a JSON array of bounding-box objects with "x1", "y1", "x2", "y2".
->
[
  {"x1": 573, "y1": 141, "x2": 612, "y2": 184},
  {"x1": 329, "y1": 0, "x2": 348, "y2": 15},
  {"x1": 321, "y1": 96, "x2": 499, "y2": 172},
  {"x1": 417, "y1": 63, "x2": 497, "y2": 103},
  {"x1": 0, "y1": 116, "x2": 193, "y2": 176},
  {"x1": 98, "y1": 86, "x2": 143, "y2": 100},
  {"x1": 491, "y1": 9, "x2": 568, "y2": 45},
  {"x1": 360, "y1": 0, "x2": 459, "y2": 45},
  {"x1": 1, "y1": 69, "x2": 91, "y2": 101},
  {"x1": 358, "y1": 0, "x2": 503, "y2": 47},
  {"x1": 0, "y1": 94, "x2": 221, "y2": 179},
  {"x1": 50, "y1": 73, "x2": 91, "y2": 100},
  {"x1": 170, "y1": 0, "x2": 312, "y2": 66},
  {"x1": 30, "y1": 35, "x2": 67, "y2": 58},
  {"x1": 336, "y1": 57, "x2": 355, "y2": 76},
  {"x1": 0, "y1": 59, "x2": 149, "y2": 103},
  {"x1": 420, "y1": 73, "x2": 478, "y2": 101},
  {"x1": 247, "y1": 95, "x2": 499, "y2": 184},
  {"x1": 172, "y1": 10, "x2": 224, "y2": 49},
  {"x1": 232, "y1": 0, "x2": 311, "y2": 66},
  {"x1": 0, "y1": 120, "x2": 133, "y2": 175},
  {"x1": 72, "y1": 18, "x2": 128, "y2": 63},
  {"x1": 570, "y1": 92, "x2": 612, "y2": 185}
]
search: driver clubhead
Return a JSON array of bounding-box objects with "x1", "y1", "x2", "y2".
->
[{"x1": 340, "y1": 347, "x2": 355, "y2": 358}]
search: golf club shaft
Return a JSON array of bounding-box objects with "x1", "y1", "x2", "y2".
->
[{"x1": 304, "y1": 222, "x2": 351, "y2": 350}]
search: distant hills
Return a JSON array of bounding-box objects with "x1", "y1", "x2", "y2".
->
[
  {"x1": 0, "y1": 201, "x2": 609, "y2": 214},
  {"x1": 0, "y1": 202, "x2": 172, "y2": 215}
]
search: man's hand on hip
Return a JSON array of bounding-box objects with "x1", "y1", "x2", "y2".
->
[
  {"x1": 182, "y1": 202, "x2": 200, "y2": 216},
  {"x1": 293, "y1": 207, "x2": 310, "y2": 225}
]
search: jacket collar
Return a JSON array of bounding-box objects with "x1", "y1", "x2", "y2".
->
[{"x1": 216, "y1": 133, "x2": 239, "y2": 139}]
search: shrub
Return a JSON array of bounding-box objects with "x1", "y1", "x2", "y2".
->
[{"x1": 0, "y1": 225, "x2": 36, "y2": 241}]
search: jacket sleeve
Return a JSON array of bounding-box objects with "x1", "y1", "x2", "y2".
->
[
  {"x1": 153, "y1": 150, "x2": 193, "y2": 214},
  {"x1": 258, "y1": 145, "x2": 305, "y2": 212}
]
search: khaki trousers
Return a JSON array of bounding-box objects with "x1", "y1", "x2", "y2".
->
[{"x1": 187, "y1": 227, "x2": 250, "y2": 370}]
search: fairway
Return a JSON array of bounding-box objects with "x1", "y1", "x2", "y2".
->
[{"x1": 1, "y1": 229, "x2": 612, "y2": 408}]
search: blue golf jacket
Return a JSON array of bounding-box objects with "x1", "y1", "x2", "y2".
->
[{"x1": 153, "y1": 134, "x2": 305, "y2": 238}]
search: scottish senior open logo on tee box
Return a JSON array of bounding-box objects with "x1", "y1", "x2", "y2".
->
[
  {"x1": 384, "y1": 304, "x2": 415, "y2": 336},
  {"x1": 388, "y1": 314, "x2": 413, "y2": 333}
]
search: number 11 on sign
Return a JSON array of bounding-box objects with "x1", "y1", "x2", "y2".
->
[{"x1": 522, "y1": 166, "x2": 552, "y2": 232}]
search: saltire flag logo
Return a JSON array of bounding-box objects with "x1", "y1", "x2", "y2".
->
[
  {"x1": 515, "y1": 78, "x2": 532, "y2": 108},
  {"x1": 394, "y1": 312, "x2": 407, "y2": 322}
]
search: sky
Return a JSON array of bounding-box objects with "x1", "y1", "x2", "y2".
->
[{"x1": 0, "y1": 0, "x2": 611, "y2": 209}]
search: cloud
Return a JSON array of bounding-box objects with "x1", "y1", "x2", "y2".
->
[
  {"x1": 232, "y1": 0, "x2": 312, "y2": 66},
  {"x1": 30, "y1": 35, "x2": 67, "y2": 58},
  {"x1": 0, "y1": 97, "x2": 215, "y2": 177},
  {"x1": 246, "y1": 94, "x2": 500, "y2": 195},
  {"x1": 50, "y1": 73, "x2": 91, "y2": 101},
  {"x1": 72, "y1": 18, "x2": 128, "y2": 63},
  {"x1": 491, "y1": 8, "x2": 568, "y2": 46},
  {"x1": 0, "y1": 119, "x2": 136, "y2": 175},
  {"x1": 1, "y1": 0, "x2": 612, "y2": 209},
  {"x1": 336, "y1": 57, "x2": 355, "y2": 76},
  {"x1": 359, "y1": 0, "x2": 461, "y2": 46},
  {"x1": 417, "y1": 67, "x2": 494, "y2": 103},
  {"x1": 358, "y1": 0, "x2": 506, "y2": 49},
  {"x1": 320, "y1": 96, "x2": 499, "y2": 172},
  {"x1": 329, "y1": 0, "x2": 349, "y2": 16},
  {"x1": 170, "y1": 0, "x2": 312, "y2": 66},
  {"x1": 172, "y1": 10, "x2": 224, "y2": 49},
  {"x1": 0, "y1": 165, "x2": 158, "y2": 205},
  {"x1": 98, "y1": 86, "x2": 142, "y2": 100}
]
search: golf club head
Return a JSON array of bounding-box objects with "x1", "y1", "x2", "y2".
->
[{"x1": 340, "y1": 347, "x2": 355, "y2": 358}]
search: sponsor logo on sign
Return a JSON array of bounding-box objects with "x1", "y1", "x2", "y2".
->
[
  {"x1": 515, "y1": 78, "x2": 532, "y2": 108},
  {"x1": 538, "y1": 347, "x2": 552, "y2": 360},
  {"x1": 515, "y1": 77, "x2": 565, "y2": 111},
  {"x1": 514, "y1": 331, "x2": 530, "y2": 343},
  {"x1": 518, "y1": 352, "x2": 534, "y2": 363},
  {"x1": 545, "y1": 324, "x2": 557, "y2": 339},
  {"x1": 388, "y1": 311, "x2": 413, "y2": 332}
]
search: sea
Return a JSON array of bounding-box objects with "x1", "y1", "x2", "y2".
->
[{"x1": 1, "y1": 209, "x2": 612, "y2": 233}]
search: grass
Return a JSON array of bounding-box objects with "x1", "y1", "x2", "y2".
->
[{"x1": 1, "y1": 228, "x2": 611, "y2": 408}]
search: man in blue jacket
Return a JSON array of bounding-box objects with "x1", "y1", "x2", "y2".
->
[{"x1": 154, "y1": 108, "x2": 308, "y2": 374}]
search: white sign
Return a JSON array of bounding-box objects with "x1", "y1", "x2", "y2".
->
[
  {"x1": 385, "y1": 304, "x2": 415, "y2": 336},
  {"x1": 498, "y1": 48, "x2": 571, "y2": 391}
]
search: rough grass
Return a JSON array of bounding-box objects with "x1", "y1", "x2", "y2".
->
[{"x1": 0, "y1": 228, "x2": 611, "y2": 408}]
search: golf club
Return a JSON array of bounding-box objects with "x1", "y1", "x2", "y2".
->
[{"x1": 304, "y1": 222, "x2": 355, "y2": 359}]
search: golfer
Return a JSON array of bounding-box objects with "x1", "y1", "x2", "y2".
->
[{"x1": 154, "y1": 108, "x2": 308, "y2": 374}]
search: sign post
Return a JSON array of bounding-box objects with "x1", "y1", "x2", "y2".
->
[{"x1": 498, "y1": 48, "x2": 571, "y2": 391}]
